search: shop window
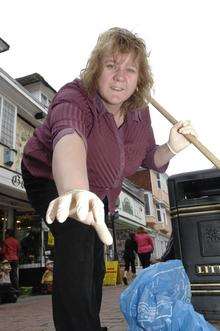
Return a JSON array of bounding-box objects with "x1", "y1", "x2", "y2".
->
[
  {"x1": 0, "y1": 97, "x2": 16, "y2": 148},
  {"x1": 15, "y1": 213, "x2": 42, "y2": 265},
  {"x1": 15, "y1": 212, "x2": 54, "y2": 266}
]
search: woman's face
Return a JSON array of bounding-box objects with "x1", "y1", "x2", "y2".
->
[{"x1": 98, "y1": 52, "x2": 139, "y2": 113}]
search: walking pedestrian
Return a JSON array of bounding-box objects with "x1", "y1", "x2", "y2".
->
[
  {"x1": 122, "y1": 233, "x2": 137, "y2": 285},
  {"x1": 21, "y1": 27, "x2": 197, "y2": 330},
  {"x1": 3, "y1": 229, "x2": 20, "y2": 290},
  {"x1": 135, "y1": 227, "x2": 154, "y2": 268}
]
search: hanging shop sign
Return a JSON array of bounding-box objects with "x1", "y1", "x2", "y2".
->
[{"x1": 0, "y1": 166, "x2": 25, "y2": 192}]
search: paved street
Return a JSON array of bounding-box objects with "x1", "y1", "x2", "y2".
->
[
  {"x1": 0, "y1": 285, "x2": 127, "y2": 331},
  {"x1": 0, "y1": 285, "x2": 220, "y2": 330}
]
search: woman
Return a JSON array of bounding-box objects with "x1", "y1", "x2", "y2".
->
[
  {"x1": 122, "y1": 233, "x2": 137, "y2": 285},
  {"x1": 135, "y1": 227, "x2": 154, "y2": 268},
  {"x1": 21, "y1": 27, "x2": 196, "y2": 330}
]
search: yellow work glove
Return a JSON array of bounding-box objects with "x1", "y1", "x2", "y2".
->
[
  {"x1": 167, "y1": 120, "x2": 198, "y2": 155},
  {"x1": 46, "y1": 189, "x2": 113, "y2": 246}
]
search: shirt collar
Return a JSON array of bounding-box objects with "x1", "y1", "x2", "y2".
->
[
  {"x1": 95, "y1": 93, "x2": 144, "y2": 122},
  {"x1": 95, "y1": 93, "x2": 108, "y2": 116},
  {"x1": 129, "y1": 109, "x2": 143, "y2": 122}
]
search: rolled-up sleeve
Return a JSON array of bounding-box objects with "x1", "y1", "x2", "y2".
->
[{"x1": 48, "y1": 102, "x2": 87, "y2": 150}]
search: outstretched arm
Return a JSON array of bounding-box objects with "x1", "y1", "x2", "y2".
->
[
  {"x1": 52, "y1": 132, "x2": 89, "y2": 195},
  {"x1": 47, "y1": 132, "x2": 113, "y2": 245}
]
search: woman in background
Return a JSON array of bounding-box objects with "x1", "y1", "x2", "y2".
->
[{"x1": 135, "y1": 227, "x2": 154, "y2": 268}]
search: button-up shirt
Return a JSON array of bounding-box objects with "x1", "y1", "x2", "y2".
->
[{"x1": 22, "y1": 79, "x2": 168, "y2": 211}]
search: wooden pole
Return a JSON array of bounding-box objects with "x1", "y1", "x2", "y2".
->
[{"x1": 149, "y1": 97, "x2": 220, "y2": 169}]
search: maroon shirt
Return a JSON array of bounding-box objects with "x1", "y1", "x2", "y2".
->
[{"x1": 22, "y1": 79, "x2": 168, "y2": 211}]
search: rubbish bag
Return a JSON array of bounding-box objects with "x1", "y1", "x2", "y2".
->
[{"x1": 120, "y1": 260, "x2": 216, "y2": 331}]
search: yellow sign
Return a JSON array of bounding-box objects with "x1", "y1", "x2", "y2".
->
[
  {"x1": 103, "y1": 261, "x2": 121, "y2": 286},
  {"x1": 47, "y1": 231, "x2": 54, "y2": 246}
]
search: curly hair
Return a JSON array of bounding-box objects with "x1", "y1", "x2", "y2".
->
[{"x1": 80, "y1": 27, "x2": 154, "y2": 113}]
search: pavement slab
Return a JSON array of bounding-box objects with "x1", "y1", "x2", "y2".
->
[{"x1": 0, "y1": 285, "x2": 220, "y2": 330}]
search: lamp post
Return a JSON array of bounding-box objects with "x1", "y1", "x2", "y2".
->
[
  {"x1": 110, "y1": 209, "x2": 119, "y2": 260},
  {"x1": 0, "y1": 37, "x2": 10, "y2": 53}
]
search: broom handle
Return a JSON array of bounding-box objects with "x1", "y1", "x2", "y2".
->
[{"x1": 149, "y1": 97, "x2": 220, "y2": 169}]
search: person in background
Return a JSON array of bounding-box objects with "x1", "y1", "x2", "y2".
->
[
  {"x1": 0, "y1": 259, "x2": 11, "y2": 284},
  {"x1": 20, "y1": 226, "x2": 41, "y2": 264},
  {"x1": 3, "y1": 229, "x2": 20, "y2": 290},
  {"x1": 0, "y1": 259, "x2": 18, "y2": 304},
  {"x1": 21, "y1": 27, "x2": 197, "y2": 331},
  {"x1": 41, "y1": 260, "x2": 53, "y2": 294},
  {"x1": 122, "y1": 232, "x2": 137, "y2": 285},
  {"x1": 135, "y1": 227, "x2": 154, "y2": 268}
]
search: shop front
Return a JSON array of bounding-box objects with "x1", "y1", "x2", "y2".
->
[{"x1": 0, "y1": 165, "x2": 54, "y2": 289}]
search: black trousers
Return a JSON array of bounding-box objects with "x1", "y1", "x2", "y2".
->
[
  {"x1": 138, "y1": 252, "x2": 151, "y2": 269},
  {"x1": 124, "y1": 255, "x2": 136, "y2": 274},
  {"x1": 9, "y1": 261, "x2": 19, "y2": 290},
  {"x1": 22, "y1": 165, "x2": 106, "y2": 331},
  {"x1": 0, "y1": 284, "x2": 18, "y2": 304}
]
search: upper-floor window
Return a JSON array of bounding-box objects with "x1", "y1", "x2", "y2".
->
[
  {"x1": 144, "y1": 192, "x2": 154, "y2": 216},
  {"x1": 0, "y1": 96, "x2": 16, "y2": 148},
  {"x1": 41, "y1": 93, "x2": 50, "y2": 108},
  {"x1": 156, "y1": 203, "x2": 162, "y2": 222},
  {"x1": 156, "y1": 173, "x2": 161, "y2": 189},
  {"x1": 156, "y1": 203, "x2": 167, "y2": 223},
  {"x1": 145, "y1": 195, "x2": 150, "y2": 214},
  {"x1": 156, "y1": 172, "x2": 168, "y2": 192}
]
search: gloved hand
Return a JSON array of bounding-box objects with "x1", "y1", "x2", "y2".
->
[
  {"x1": 46, "y1": 189, "x2": 113, "y2": 246},
  {"x1": 167, "y1": 120, "x2": 198, "y2": 154}
]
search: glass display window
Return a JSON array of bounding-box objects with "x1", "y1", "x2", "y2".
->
[{"x1": 15, "y1": 212, "x2": 42, "y2": 265}]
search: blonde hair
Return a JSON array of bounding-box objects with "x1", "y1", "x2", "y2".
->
[{"x1": 80, "y1": 27, "x2": 154, "y2": 113}]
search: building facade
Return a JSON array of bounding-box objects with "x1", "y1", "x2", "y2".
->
[
  {"x1": 108, "y1": 170, "x2": 171, "y2": 264},
  {"x1": 0, "y1": 70, "x2": 56, "y2": 285},
  {"x1": 123, "y1": 168, "x2": 172, "y2": 260}
]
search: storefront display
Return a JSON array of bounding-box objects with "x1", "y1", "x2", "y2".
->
[{"x1": 14, "y1": 212, "x2": 54, "y2": 288}]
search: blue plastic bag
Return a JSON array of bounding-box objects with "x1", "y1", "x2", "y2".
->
[{"x1": 120, "y1": 260, "x2": 216, "y2": 331}]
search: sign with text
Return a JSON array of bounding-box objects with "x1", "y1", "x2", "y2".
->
[
  {"x1": 103, "y1": 261, "x2": 121, "y2": 286},
  {"x1": 0, "y1": 166, "x2": 25, "y2": 192}
]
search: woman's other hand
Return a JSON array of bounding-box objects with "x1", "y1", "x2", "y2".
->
[{"x1": 167, "y1": 120, "x2": 198, "y2": 154}]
